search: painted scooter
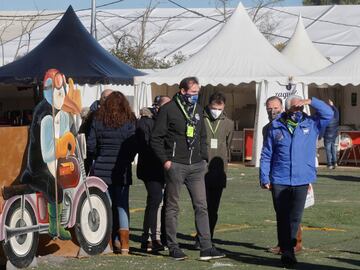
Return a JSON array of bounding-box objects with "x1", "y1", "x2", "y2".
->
[
  {"x1": 0, "y1": 69, "x2": 112, "y2": 268},
  {"x1": 0, "y1": 141, "x2": 112, "y2": 268}
]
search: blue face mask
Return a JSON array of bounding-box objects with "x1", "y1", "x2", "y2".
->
[
  {"x1": 43, "y1": 89, "x2": 53, "y2": 105},
  {"x1": 289, "y1": 111, "x2": 303, "y2": 123},
  {"x1": 184, "y1": 94, "x2": 198, "y2": 105}
]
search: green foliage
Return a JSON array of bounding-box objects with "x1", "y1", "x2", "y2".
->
[{"x1": 111, "y1": 36, "x2": 187, "y2": 69}]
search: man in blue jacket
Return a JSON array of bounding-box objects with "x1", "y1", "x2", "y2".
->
[
  {"x1": 260, "y1": 95, "x2": 333, "y2": 267},
  {"x1": 322, "y1": 99, "x2": 339, "y2": 169}
]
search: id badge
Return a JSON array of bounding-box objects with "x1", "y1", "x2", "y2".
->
[
  {"x1": 210, "y1": 138, "x2": 218, "y2": 149},
  {"x1": 186, "y1": 125, "x2": 194, "y2": 138}
]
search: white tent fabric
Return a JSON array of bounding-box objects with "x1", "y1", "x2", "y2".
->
[
  {"x1": 134, "y1": 3, "x2": 305, "y2": 167},
  {"x1": 298, "y1": 45, "x2": 360, "y2": 86},
  {"x1": 1, "y1": 5, "x2": 360, "y2": 66},
  {"x1": 134, "y1": 3, "x2": 302, "y2": 87},
  {"x1": 282, "y1": 15, "x2": 332, "y2": 74}
]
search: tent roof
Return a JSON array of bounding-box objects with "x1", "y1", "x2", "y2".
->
[
  {"x1": 298, "y1": 45, "x2": 360, "y2": 86},
  {"x1": 134, "y1": 3, "x2": 302, "y2": 86},
  {"x1": 281, "y1": 15, "x2": 331, "y2": 74},
  {"x1": 0, "y1": 6, "x2": 144, "y2": 85}
]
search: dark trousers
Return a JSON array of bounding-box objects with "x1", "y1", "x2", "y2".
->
[
  {"x1": 271, "y1": 184, "x2": 308, "y2": 253},
  {"x1": 142, "y1": 181, "x2": 164, "y2": 242},
  {"x1": 165, "y1": 161, "x2": 212, "y2": 251},
  {"x1": 206, "y1": 187, "x2": 224, "y2": 239}
]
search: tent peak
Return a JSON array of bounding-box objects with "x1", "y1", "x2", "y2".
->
[{"x1": 235, "y1": 1, "x2": 245, "y2": 10}]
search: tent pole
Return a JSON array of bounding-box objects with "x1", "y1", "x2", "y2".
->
[{"x1": 90, "y1": 0, "x2": 97, "y2": 39}]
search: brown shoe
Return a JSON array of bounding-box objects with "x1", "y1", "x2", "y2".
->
[
  {"x1": 120, "y1": 229, "x2": 130, "y2": 255},
  {"x1": 268, "y1": 246, "x2": 281, "y2": 254}
]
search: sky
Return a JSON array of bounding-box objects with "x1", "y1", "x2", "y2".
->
[{"x1": 0, "y1": 0, "x2": 303, "y2": 11}]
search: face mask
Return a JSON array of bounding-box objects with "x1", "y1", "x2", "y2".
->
[
  {"x1": 210, "y1": 109, "x2": 222, "y2": 119},
  {"x1": 43, "y1": 89, "x2": 53, "y2": 105},
  {"x1": 288, "y1": 111, "x2": 303, "y2": 123},
  {"x1": 267, "y1": 109, "x2": 281, "y2": 121},
  {"x1": 184, "y1": 93, "x2": 198, "y2": 105}
]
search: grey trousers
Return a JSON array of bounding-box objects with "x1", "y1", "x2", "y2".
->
[{"x1": 165, "y1": 161, "x2": 212, "y2": 251}]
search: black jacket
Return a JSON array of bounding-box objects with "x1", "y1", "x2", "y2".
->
[
  {"x1": 136, "y1": 108, "x2": 164, "y2": 183},
  {"x1": 150, "y1": 99, "x2": 208, "y2": 165},
  {"x1": 87, "y1": 119, "x2": 136, "y2": 185}
]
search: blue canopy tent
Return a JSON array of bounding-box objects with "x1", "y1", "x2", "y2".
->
[{"x1": 0, "y1": 5, "x2": 144, "y2": 85}]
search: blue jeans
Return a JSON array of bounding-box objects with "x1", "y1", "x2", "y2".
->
[
  {"x1": 324, "y1": 139, "x2": 337, "y2": 166},
  {"x1": 108, "y1": 185, "x2": 130, "y2": 240},
  {"x1": 272, "y1": 184, "x2": 308, "y2": 253}
]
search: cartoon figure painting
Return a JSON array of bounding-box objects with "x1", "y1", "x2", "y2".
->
[{"x1": 1, "y1": 69, "x2": 112, "y2": 268}]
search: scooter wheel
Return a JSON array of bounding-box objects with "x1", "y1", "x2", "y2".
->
[
  {"x1": 75, "y1": 187, "x2": 112, "y2": 255},
  {"x1": 3, "y1": 199, "x2": 39, "y2": 268}
]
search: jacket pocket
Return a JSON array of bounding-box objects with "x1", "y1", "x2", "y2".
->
[{"x1": 172, "y1": 142, "x2": 177, "y2": 157}]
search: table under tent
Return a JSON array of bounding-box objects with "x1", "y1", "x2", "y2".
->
[{"x1": 134, "y1": 3, "x2": 304, "y2": 166}]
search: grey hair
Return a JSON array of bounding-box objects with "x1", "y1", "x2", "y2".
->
[{"x1": 285, "y1": 95, "x2": 303, "y2": 110}]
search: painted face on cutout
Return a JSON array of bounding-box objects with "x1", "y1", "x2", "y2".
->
[
  {"x1": 53, "y1": 73, "x2": 66, "y2": 110},
  {"x1": 43, "y1": 69, "x2": 66, "y2": 110}
]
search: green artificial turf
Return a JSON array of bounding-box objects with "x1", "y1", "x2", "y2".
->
[{"x1": 36, "y1": 165, "x2": 360, "y2": 270}]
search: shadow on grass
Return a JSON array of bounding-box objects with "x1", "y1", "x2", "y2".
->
[
  {"x1": 329, "y1": 257, "x2": 360, "y2": 268},
  {"x1": 212, "y1": 238, "x2": 268, "y2": 251},
  {"x1": 176, "y1": 232, "x2": 268, "y2": 252},
  {"x1": 339, "y1": 250, "x2": 360, "y2": 255},
  {"x1": 317, "y1": 174, "x2": 360, "y2": 182},
  {"x1": 218, "y1": 247, "x2": 356, "y2": 270}
]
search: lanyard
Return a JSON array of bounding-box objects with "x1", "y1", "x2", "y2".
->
[
  {"x1": 206, "y1": 118, "x2": 220, "y2": 136},
  {"x1": 176, "y1": 96, "x2": 197, "y2": 121}
]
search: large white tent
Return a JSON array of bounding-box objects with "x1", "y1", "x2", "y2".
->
[
  {"x1": 282, "y1": 15, "x2": 331, "y2": 73},
  {"x1": 134, "y1": 2, "x2": 305, "y2": 166},
  {"x1": 298, "y1": 45, "x2": 360, "y2": 129},
  {"x1": 300, "y1": 45, "x2": 360, "y2": 86}
]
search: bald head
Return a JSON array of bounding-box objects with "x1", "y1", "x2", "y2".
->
[
  {"x1": 100, "y1": 89, "x2": 113, "y2": 104},
  {"x1": 159, "y1": 96, "x2": 171, "y2": 107}
]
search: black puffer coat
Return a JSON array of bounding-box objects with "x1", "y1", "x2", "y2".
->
[
  {"x1": 87, "y1": 119, "x2": 136, "y2": 185},
  {"x1": 136, "y1": 108, "x2": 164, "y2": 183}
]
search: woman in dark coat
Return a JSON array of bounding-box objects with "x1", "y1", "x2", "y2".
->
[{"x1": 87, "y1": 91, "x2": 136, "y2": 255}]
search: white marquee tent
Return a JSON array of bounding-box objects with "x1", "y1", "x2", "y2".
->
[
  {"x1": 134, "y1": 2, "x2": 305, "y2": 167},
  {"x1": 282, "y1": 15, "x2": 332, "y2": 73},
  {"x1": 297, "y1": 44, "x2": 360, "y2": 129}
]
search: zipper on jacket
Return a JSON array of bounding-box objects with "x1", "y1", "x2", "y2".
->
[
  {"x1": 189, "y1": 148, "x2": 193, "y2": 165},
  {"x1": 172, "y1": 142, "x2": 177, "y2": 157}
]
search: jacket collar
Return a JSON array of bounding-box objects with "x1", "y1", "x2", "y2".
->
[{"x1": 271, "y1": 112, "x2": 311, "y2": 129}]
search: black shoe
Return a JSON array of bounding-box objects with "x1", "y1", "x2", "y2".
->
[
  {"x1": 199, "y1": 247, "x2": 226, "y2": 261},
  {"x1": 141, "y1": 241, "x2": 152, "y2": 252},
  {"x1": 193, "y1": 239, "x2": 201, "y2": 250},
  {"x1": 281, "y1": 251, "x2": 297, "y2": 268},
  {"x1": 152, "y1": 240, "x2": 168, "y2": 252},
  {"x1": 169, "y1": 248, "x2": 187, "y2": 261}
]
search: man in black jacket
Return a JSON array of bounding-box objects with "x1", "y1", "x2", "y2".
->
[
  {"x1": 136, "y1": 95, "x2": 171, "y2": 252},
  {"x1": 151, "y1": 77, "x2": 225, "y2": 261}
]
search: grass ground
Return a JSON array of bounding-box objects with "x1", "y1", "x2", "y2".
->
[{"x1": 37, "y1": 165, "x2": 360, "y2": 270}]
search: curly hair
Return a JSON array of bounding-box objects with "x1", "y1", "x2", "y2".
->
[{"x1": 96, "y1": 91, "x2": 135, "y2": 128}]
